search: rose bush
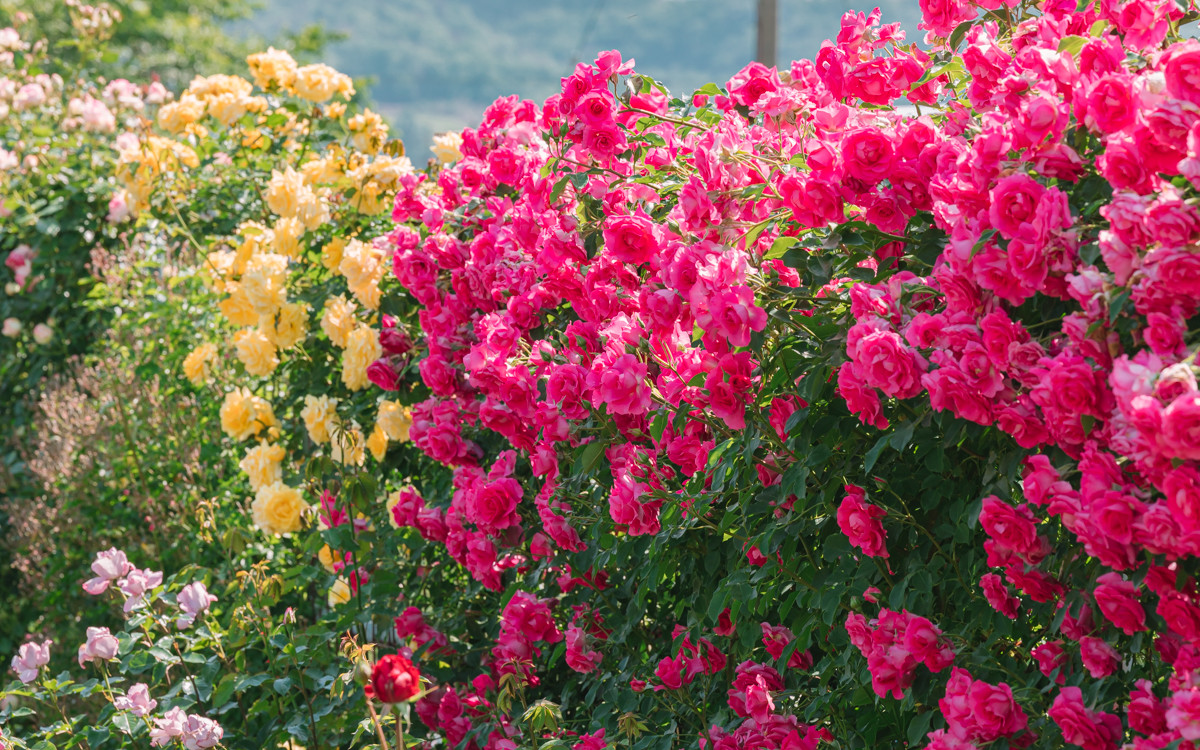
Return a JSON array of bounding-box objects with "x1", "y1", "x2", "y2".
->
[{"x1": 11, "y1": 0, "x2": 1200, "y2": 746}]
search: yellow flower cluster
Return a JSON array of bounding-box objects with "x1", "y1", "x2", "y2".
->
[
  {"x1": 220, "y1": 388, "x2": 277, "y2": 442},
  {"x1": 134, "y1": 48, "x2": 423, "y2": 543}
]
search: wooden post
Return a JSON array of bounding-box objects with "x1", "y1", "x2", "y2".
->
[{"x1": 756, "y1": 0, "x2": 778, "y2": 68}]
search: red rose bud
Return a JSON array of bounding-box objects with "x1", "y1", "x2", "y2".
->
[
  {"x1": 367, "y1": 357, "x2": 400, "y2": 391},
  {"x1": 380, "y1": 327, "x2": 413, "y2": 356},
  {"x1": 367, "y1": 653, "x2": 421, "y2": 703}
]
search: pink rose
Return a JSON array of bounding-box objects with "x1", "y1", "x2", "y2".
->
[
  {"x1": 1048, "y1": 687, "x2": 1123, "y2": 750},
  {"x1": 367, "y1": 358, "x2": 400, "y2": 391},
  {"x1": 980, "y1": 573, "x2": 1020, "y2": 619},
  {"x1": 176, "y1": 581, "x2": 217, "y2": 630},
  {"x1": 836, "y1": 485, "x2": 888, "y2": 558},
  {"x1": 602, "y1": 211, "x2": 661, "y2": 265},
  {"x1": 842, "y1": 129, "x2": 895, "y2": 186},
  {"x1": 114, "y1": 683, "x2": 158, "y2": 717},
  {"x1": 850, "y1": 328, "x2": 926, "y2": 399},
  {"x1": 78, "y1": 626, "x2": 119, "y2": 666},
  {"x1": 1032, "y1": 640, "x2": 1067, "y2": 684},
  {"x1": 1168, "y1": 688, "x2": 1200, "y2": 740},
  {"x1": 469, "y1": 478, "x2": 522, "y2": 534},
  {"x1": 589, "y1": 354, "x2": 650, "y2": 416},
  {"x1": 82, "y1": 547, "x2": 133, "y2": 595},
  {"x1": 11, "y1": 639, "x2": 51, "y2": 684},
  {"x1": 1129, "y1": 680, "x2": 1167, "y2": 735},
  {"x1": 989, "y1": 174, "x2": 1046, "y2": 240},
  {"x1": 1092, "y1": 572, "x2": 1147, "y2": 635},
  {"x1": 565, "y1": 626, "x2": 602, "y2": 673},
  {"x1": 1165, "y1": 39, "x2": 1200, "y2": 105},
  {"x1": 1078, "y1": 636, "x2": 1120, "y2": 678},
  {"x1": 1163, "y1": 392, "x2": 1200, "y2": 460}
]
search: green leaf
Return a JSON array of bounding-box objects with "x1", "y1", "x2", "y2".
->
[{"x1": 764, "y1": 236, "x2": 798, "y2": 261}]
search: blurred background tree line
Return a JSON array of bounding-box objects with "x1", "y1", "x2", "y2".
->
[{"x1": 5, "y1": 0, "x2": 923, "y2": 159}]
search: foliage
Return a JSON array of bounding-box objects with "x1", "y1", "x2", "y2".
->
[
  {"x1": 0, "y1": 0, "x2": 332, "y2": 93},
  {"x1": 9, "y1": 0, "x2": 1200, "y2": 748}
]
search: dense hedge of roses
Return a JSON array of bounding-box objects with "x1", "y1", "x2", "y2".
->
[
  {"x1": 375, "y1": 5, "x2": 1200, "y2": 750},
  {"x1": 12, "y1": 0, "x2": 1200, "y2": 747}
]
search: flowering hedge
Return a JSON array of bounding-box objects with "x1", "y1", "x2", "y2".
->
[
  {"x1": 377, "y1": 4, "x2": 1200, "y2": 750},
  {"x1": 9, "y1": 0, "x2": 1200, "y2": 747}
]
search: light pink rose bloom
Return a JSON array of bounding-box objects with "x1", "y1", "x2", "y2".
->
[
  {"x1": 82, "y1": 547, "x2": 133, "y2": 595},
  {"x1": 78, "y1": 626, "x2": 119, "y2": 666},
  {"x1": 114, "y1": 683, "x2": 157, "y2": 717},
  {"x1": 176, "y1": 582, "x2": 218, "y2": 629},
  {"x1": 150, "y1": 706, "x2": 188, "y2": 746},
  {"x1": 12, "y1": 82, "x2": 44, "y2": 111},
  {"x1": 1168, "y1": 687, "x2": 1200, "y2": 740},
  {"x1": 118, "y1": 568, "x2": 163, "y2": 613},
  {"x1": 182, "y1": 715, "x2": 224, "y2": 750},
  {"x1": 11, "y1": 639, "x2": 51, "y2": 684}
]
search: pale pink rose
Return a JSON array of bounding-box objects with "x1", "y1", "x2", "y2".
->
[
  {"x1": 106, "y1": 192, "x2": 132, "y2": 223},
  {"x1": 12, "y1": 82, "x2": 44, "y2": 111},
  {"x1": 1, "y1": 318, "x2": 20, "y2": 338},
  {"x1": 151, "y1": 707, "x2": 188, "y2": 746},
  {"x1": 82, "y1": 547, "x2": 133, "y2": 595},
  {"x1": 176, "y1": 582, "x2": 217, "y2": 629},
  {"x1": 118, "y1": 568, "x2": 163, "y2": 613},
  {"x1": 1168, "y1": 687, "x2": 1200, "y2": 741},
  {"x1": 31, "y1": 323, "x2": 52, "y2": 345},
  {"x1": 114, "y1": 683, "x2": 158, "y2": 717},
  {"x1": 182, "y1": 714, "x2": 224, "y2": 750},
  {"x1": 78, "y1": 626, "x2": 119, "y2": 666},
  {"x1": 10, "y1": 639, "x2": 51, "y2": 683}
]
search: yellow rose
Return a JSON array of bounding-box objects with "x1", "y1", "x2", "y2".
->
[
  {"x1": 219, "y1": 284, "x2": 260, "y2": 327},
  {"x1": 240, "y1": 440, "x2": 285, "y2": 491},
  {"x1": 157, "y1": 95, "x2": 205, "y2": 134},
  {"x1": 321, "y1": 237, "x2": 346, "y2": 273},
  {"x1": 377, "y1": 401, "x2": 412, "y2": 442},
  {"x1": 203, "y1": 250, "x2": 235, "y2": 285},
  {"x1": 348, "y1": 109, "x2": 388, "y2": 154},
  {"x1": 220, "y1": 388, "x2": 276, "y2": 441},
  {"x1": 241, "y1": 252, "x2": 288, "y2": 315},
  {"x1": 265, "y1": 167, "x2": 306, "y2": 218},
  {"x1": 321, "y1": 295, "x2": 357, "y2": 348},
  {"x1": 367, "y1": 422, "x2": 388, "y2": 461},
  {"x1": 342, "y1": 325, "x2": 381, "y2": 391},
  {"x1": 292, "y1": 63, "x2": 354, "y2": 102},
  {"x1": 431, "y1": 131, "x2": 464, "y2": 165},
  {"x1": 317, "y1": 544, "x2": 337, "y2": 573},
  {"x1": 205, "y1": 92, "x2": 249, "y2": 127},
  {"x1": 330, "y1": 421, "x2": 365, "y2": 466},
  {"x1": 186, "y1": 73, "x2": 253, "y2": 99},
  {"x1": 295, "y1": 194, "x2": 329, "y2": 232},
  {"x1": 251, "y1": 481, "x2": 305, "y2": 535},
  {"x1": 302, "y1": 155, "x2": 342, "y2": 186},
  {"x1": 240, "y1": 127, "x2": 268, "y2": 150},
  {"x1": 272, "y1": 217, "x2": 303, "y2": 258},
  {"x1": 183, "y1": 342, "x2": 218, "y2": 386},
  {"x1": 234, "y1": 327, "x2": 279, "y2": 377},
  {"x1": 300, "y1": 394, "x2": 338, "y2": 444},
  {"x1": 339, "y1": 239, "x2": 386, "y2": 311},
  {"x1": 263, "y1": 302, "x2": 308, "y2": 349},
  {"x1": 327, "y1": 577, "x2": 352, "y2": 607},
  {"x1": 246, "y1": 47, "x2": 297, "y2": 91}
]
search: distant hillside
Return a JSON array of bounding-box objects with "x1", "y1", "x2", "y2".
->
[{"x1": 242, "y1": 0, "x2": 922, "y2": 157}]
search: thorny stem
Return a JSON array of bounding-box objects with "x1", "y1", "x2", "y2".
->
[{"x1": 365, "y1": 698, "x2": 391, "y2": 750}]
